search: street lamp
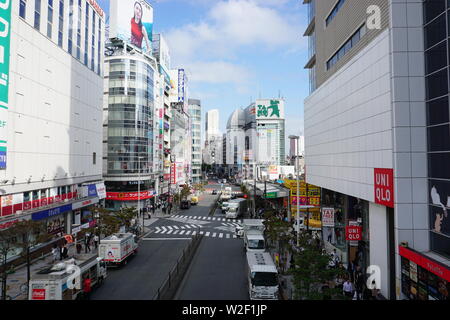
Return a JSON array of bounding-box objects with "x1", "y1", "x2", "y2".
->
[
  {"x1": 289, "y1": 135, "x2": 300, "y2": 246},
  {"x1": 137, "y1": 156, "x2": 145, "y2": 235}
]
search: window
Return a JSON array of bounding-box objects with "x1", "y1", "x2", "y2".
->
[
  {"x1": 68, "y1": 0, "x2": 74, "y2": 54},
  {"x1": 34, "y1": 0, "x2": 41, "y2": 30},
  {"x1": 98, "y1": 18, "x2": 101, "y2": 75},
  {"x1": 76, "y1": 0, "x2": 82, "y2": 60},
  {"x1": 326, "y1": 24, "x2": 366, "y2": 70},
  {"x1": 93, "y1": 152, "x2": 96, "y2": 165},
  {"x1": 84, "y1": 3, "x2": 89, "y2": 65},
  {"x1": 47, "y1": 0, "x2": 53, "y2": 38},
  {"x1": 423, "y1": 0, "x2": 445, "y2": 24},
  {"x1": 424, "y1": 13, "x2": 446, "y2": 49},
  {"x1": 425, "y1": 42, "x2": 447, "y2": 75},
  {"x1": 19, "y1": 0, "x2": 26, "y2": 19},
  {"x1": 427, "y1": 97, "x2": 449, "y2": 126},
  {"x1": 91, "y1": 8, "x2": 95, "y2": 71},
  {"x1": 58, "y1": 0, "x2": 64, "y2": 47},
  {"x1": 425, "y1": 68, "x2": 448, "y2": 99},
  {"x1": 325, "y1": 0, "x2": 346, "y2": 26}
]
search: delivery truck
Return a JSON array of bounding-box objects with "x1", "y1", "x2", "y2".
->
[
  {"x1": 98, "y1": 233, "x2": 139, "y2": 266},
  {"x1": 235, "y1": 219, "x2": 265, "y2": 238},
  {"x1": 29, "y1": 254, "x2": 106, "y2": 300},
  {"x1": 225, "y1": 198, "x2": 248, "y2": 219},
  {"x1": 246, "y1": 252, "x2": 279, "y2": 300}
]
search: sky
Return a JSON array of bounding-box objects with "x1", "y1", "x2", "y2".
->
[{"x1": 98, "y1": 0, "x2": 309, "y2": 143}]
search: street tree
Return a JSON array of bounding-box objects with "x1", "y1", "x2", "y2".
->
[
  {"x1": 0, "y1": 227, "x2": 17, "y2": 300},
  {"x1": 10, "y1": 220, "x2": 51, "y2": 286},
  {"x1": 289, "y1": 231, "x2": 346, "y2": 300},
  {"x1": 180, "y1": 185, "x2": 191, "y2": 200},
  {"x1": 263, "y1": 213, "x2": 294, "y2": 273}
]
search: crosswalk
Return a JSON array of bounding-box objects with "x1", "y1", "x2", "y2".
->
[
  {"x1": 171, "y1": 215, "x2": 242, "y2": 224},
  {"x1": 152, "y1": 226, "x2": 238, "y2": 239}
]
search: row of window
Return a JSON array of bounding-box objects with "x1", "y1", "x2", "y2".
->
[
  {"x1": 326, "y1": 24, "x2": 366, "y2": 70},
  {"x1": 19, "y1": 0, "x2": 102, "y2": 75},
  {"x1": 325, "y1": 0, "x2": 346, "y2": 26}
]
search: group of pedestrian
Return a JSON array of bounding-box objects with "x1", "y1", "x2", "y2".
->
[{"x1": 51, "y1": 243, "x2": 68, "y2": 262}]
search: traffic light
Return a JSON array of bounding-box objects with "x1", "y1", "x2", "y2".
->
[{"x1": 244, "y1": 194, "x2": 248, "y2": 199}]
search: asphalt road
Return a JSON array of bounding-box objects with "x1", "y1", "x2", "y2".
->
[
  {"x1": 174, "y1": 186, "x2": 250, "y2": 300},
  {"x1": 91, "y1": 183, "x2": 249, "y2": 300}
]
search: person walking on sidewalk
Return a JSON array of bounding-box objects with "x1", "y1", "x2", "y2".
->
[
  {"x1": 94, "y1": 234, "x2": 99, "y2": 250},
  {"x1": 52, "y1": 244, "x2": 59, "y2": 262},
  {"x1": 83, "y1": 276, "x2": 92, "y2": 300},
  {"x1": 76, "y1": 242, "x2": 82, "y2": 254},
  {"x1": 343, "y1": 279, "x2": 354, "y2": 299},
  {"x1": 62, "y1": 244, "x2": 69, "y2": 260},
  {"x1": 84, "y1": 234, "x2": 91, "y2": 253}
]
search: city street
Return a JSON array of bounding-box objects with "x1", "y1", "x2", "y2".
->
[{"x1": 91, "y1": 184, "x2": 248, "y2": 300}]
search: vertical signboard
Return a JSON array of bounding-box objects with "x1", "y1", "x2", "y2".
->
[
  {"x1": 374, "y1": 168, "x2": 394, "y2": 208},
  {"x1": 0, "y1": 0, "x2": 12, "y2": 169},
  {"x1": 178, "y1": 69, "x2": 185, "y2": 103},
  {"x1": 322, "y1": 208, "x2": 335, "y2": 227}
]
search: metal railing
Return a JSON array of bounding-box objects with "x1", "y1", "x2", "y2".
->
[{"x1": 152, "y1": 232, "x2": 204, "y2": 300}]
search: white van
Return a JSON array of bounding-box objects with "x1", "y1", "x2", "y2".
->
[
  {"x1": 226, "y1": 198, "x2": 247, "y2": 219},
  {"x1": 244, "y1": 230, "x2": 266, "y2": 252},
  {"x1": 246, "y1": 252, "x2": 279, "y2": 300}
]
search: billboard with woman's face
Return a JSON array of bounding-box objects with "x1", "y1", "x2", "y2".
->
[{"x1": 110, "y1": 0, "x2": 153, "y2": 54}]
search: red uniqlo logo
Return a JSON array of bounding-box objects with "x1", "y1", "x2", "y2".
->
[
  {"x1": 374, "y1": 168, "x2": 394, "y2": 208},
  {"x1": 346, "y1": 226, "x2": 362, "y2": 241},
  {"x1": 32, "y1": 289, "x2": 46, "y2": 300}
]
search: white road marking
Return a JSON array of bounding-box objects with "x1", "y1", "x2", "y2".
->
[
  {"x1": 205, "y1": 232, "x2": 210, "y2": 237},
  {"x1": 161, "y1": 227, "x2": 167, "y2": 232},
  {"x1": 207, "y1": 217, "x2": 212, "y2": 220},
  {"x1": 179, "y1": 230, "x2": 185, "y2": 235},
  {"x1": 233, "y1": 235, "x2": 237, "y2": 238},
  {"x1": 212, "y1": 233, "x2": 217, "y2": 238},
  {"x1": 173, "y1": 230, "x2": 180, "y2": 235},
  {"x1": 167, "y1": 230, "x2": 173, "y2": 234},
  {"x1": 219, "y1": 233, "x2": 223, "y2": 238},
  {"x1": 185, "y1": 231, "x2": 191, "y2": 235},
  {"x1": 200, "y1": 231, "x2": 204, "y2": 235},
  {"x1": 173, "y1": 226, "x2": 179, "y2": 229},
  {"x1": 192, "y1": 231, "x2": 197, "y2": 236},
  {"x1": 226, "y1": 234, "x2": 230, "y2": 239},
  {"x1": 142, "y1": 238, "x2": 191, "y2": 241},
  {"x1": 185, "y1": 225, "x2": 191, "y2": 229}
]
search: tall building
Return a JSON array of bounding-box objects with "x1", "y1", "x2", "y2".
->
[
  {"x1": 152, "y1": 34, "x2": 172, "y2": 198},
  {"x1": 0, "y1": 0, "x2": 106, "y2": 259},
  {"x1": 205, "y1": 109, "x2": 219, "y2": 141},
  {"x1": 189, "y1": 99, "x2": 202, "y2": 184},
  {"x1": 103, "y1": 41, "x2": 157, "y2": 211},
  {"x1": 304, "y1": 0, "x2": 450, "y2": 300}
]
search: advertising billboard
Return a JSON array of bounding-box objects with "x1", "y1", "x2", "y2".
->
[
  {"x1": 256, "y1": 99, "x2": 285, "y2": 120},
  {"x1": 0, "y1": 0, "x2": 12, "y2": 169},
  {"x1": 110, "y1": 0, "x2": 153, "y2": 54}
]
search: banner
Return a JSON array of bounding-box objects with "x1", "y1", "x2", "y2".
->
[
  {"x1": 109, "y1": 0, "x2": 153, "y2": 54},
  {"x1": 0, "y1": 0, "x2": 12, "y2": 169},
  {"x1": 322, "y1": 208, "x2": 335, "y2": 227},
  {"x1": 106, "y1": 191, "x2": 155, "y2": 201}
]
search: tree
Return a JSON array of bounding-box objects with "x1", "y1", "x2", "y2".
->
[
  {"x1": 289, "y1": 231, "x2": 346, "y2": 300},
  {"x1": 180, "y1": 185, "x2": 191, "y2": 200},
  {"x1": 0, "y1": 228, "x2": 17, "y2": 300},
  {"x1": 10, "y1": 220, "x2": 51, "y2": 287},
  {"x1": 86, "y1": 207, "x2": 138, "y2": 240}
]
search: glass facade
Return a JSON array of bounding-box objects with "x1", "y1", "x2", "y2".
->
[
  {"x1": 423, "y1": 0, "x2": 450, "y2": 258},
  {"x1": 106, "y1": 58, "x2": 155, "y2": 176}
]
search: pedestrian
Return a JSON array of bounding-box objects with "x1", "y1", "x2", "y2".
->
[
  {"x1": 83, "y1": 276, "x2": 92, "y2": 300},
  {"x1": 343, "y1": 279, "x2": 354, "y2": 299},
  {"x1": 93, "y1": 234, "x2": 99, "y2": 249},
  {"x1": 347, "y1": 260, "x2": 356, "y2": 282},
  {"x1": 355, "y1": 266, "x2": 365, "y2": 300},
  {"x1": 51, "y1": 244, "x2": 59, "y2": 262},
  {"x1": 85, "y1": 235, "x2": 91, "y2": 253},
  {"x1": 59, "y1": 244, "x2": 64, "y2": 261},
  {"x1": 371, "y1": 281, "x2": 380, "y2": 300},
  {"x1": 162, "y1": 205, "x2": 166, "y2": 215},
  {"x1": 62, "y1": 244, "x2": 69, "y2": 260},
  {"x1": 76, "y1": 242, "x2": 82, "y2": 254}
]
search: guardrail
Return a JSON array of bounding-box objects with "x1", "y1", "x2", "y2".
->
[{"x1": 152, "y1": 232, "x2": 204, "y2": 300}]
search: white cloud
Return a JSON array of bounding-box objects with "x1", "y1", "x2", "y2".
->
[{"x1": 164, "y1": 0, "x2": 306, "y2": 86}]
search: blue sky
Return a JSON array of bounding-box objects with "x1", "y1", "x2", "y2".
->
[{"x1": 98, "y1": 0, "x2": 309, "y2": 139}]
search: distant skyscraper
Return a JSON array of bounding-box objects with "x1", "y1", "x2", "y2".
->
[{"x1": 205, "y1": 109, "x2": 220, "y2": 141}]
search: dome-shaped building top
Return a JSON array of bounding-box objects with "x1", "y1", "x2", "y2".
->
[{"x1": 226, "y1": 108, "x2": 246, "y2": 130}]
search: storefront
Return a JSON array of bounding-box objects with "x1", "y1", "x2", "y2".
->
[
  {"x1": 400, "y1": 246, "x2": 450, "y2": 300},
  {"x1": 320, "y1": 188, "x2": 370, "y2": 271}
]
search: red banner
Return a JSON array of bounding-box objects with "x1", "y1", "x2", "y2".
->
[
  {"x1": 374, "y1": 168, "x2": 394, "y2": 208},
  {"x1": 106, "y1": 191, "x2": 155, "y2": 201},
  {"x1": 170, "y1": 164, "x2": 176, "y2": 184},
  {"x1": 346, "y1": 226, "x2": 362, "y2": 241},
  {"x1": 31, "y1": 289, "x2": 46, "y2": 300},
  {"x1": 399, "y1": 246, "x2": 450, "y2": 282}
]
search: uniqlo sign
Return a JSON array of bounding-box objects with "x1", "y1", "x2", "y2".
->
[
  {"x1": 346, "y1": 226, "x2": 362, "y2": 241},
  {"x1": 374, "y1": 168, "x2": 394, "y2": 208}
]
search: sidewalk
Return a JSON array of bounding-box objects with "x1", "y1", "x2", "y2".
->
[{"x1": 3, "y1": 242, "x2": 99, "y2": 300}]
